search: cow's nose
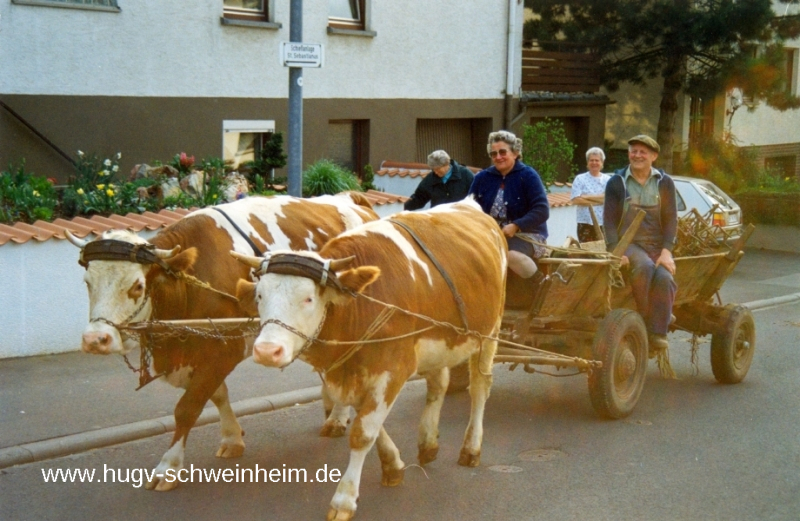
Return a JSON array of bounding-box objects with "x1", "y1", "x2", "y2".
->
[
  {"x1": 82, "y1": 332, "x2": 112, "y2": 355},
  {"x1": 253, "y1": 342, "x2": 285, "y2": 367}
]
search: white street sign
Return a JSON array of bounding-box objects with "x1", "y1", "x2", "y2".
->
[{"x1": 281, "y1": 42, "x2": 324, "y2": 68}]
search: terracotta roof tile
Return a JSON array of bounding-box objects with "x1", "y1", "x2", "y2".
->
[
  {"x1": 547, "y1": 192, "x2": 573, "y2": 208},
  {"x1": 0, "y1": 224, "x2": 35, "y2": 245},
  {"x1": 0, "y1": 195, "x2": 412, "y2": 247},
  {"x1": 123, "y1": 213, "x2": 168, "y2": 230},
  {"x1": 13, "y1": 222, "x2": 56, "y2": 242}
]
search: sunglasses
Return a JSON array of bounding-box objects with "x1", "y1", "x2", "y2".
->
[{"x1": 489, "y1": 148, "x2": 511, "y2": 158}]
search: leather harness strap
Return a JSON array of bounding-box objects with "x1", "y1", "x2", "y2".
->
[
  {"x1": 388, "y1": 219, "x2": 470, "y2": 332},
  {"x1": 211, "y1": 206, "x2": 264, "y2": 257},
  {"x1": 79, "y1": 240, "x2": 177, "y2": 275}
]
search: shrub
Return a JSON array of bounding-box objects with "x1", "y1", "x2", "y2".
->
[
  {"x1": 302, "y1": 160, "x2": 362, "y2": 197},
  {"x1": 522, "y1": 118, "x2": 578, "y2": 188},
  {"x1": 0, "y1": 161, "x2": 58, "y2": 224},
  {"x1": 361, "y1": 164, "x2": 379, "y2": 192}
]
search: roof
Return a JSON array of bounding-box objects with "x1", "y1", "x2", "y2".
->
[{"x1": 0, "y1": 191, "x2": 408, "y2": 247}]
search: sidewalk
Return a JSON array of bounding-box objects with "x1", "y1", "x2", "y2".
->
[{"x1": 1, "y1": 247, "x2": 799, "y2": 469}]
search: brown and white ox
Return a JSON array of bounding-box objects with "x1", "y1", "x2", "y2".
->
[
  {"x1": 233, "y1": 199, "x2": 507, "y2": 521},
  {"x1": 67, "y1": 193, "x2": 377, "y2": 491}
]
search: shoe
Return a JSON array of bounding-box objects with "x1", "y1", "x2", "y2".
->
[{"x1": 648, "y1": 334, "x2": 669, "y2": 359}]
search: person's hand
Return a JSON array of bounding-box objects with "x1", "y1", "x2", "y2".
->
[
  {"x1": 655, "y1": 248, "x2": 676, "y2": 275},
  {"x1": 502, "y1": 223, "x2": 519, "y2": 238},
  {"x1": 619, "y1": 255, "x2": 630, "y2": 267}
]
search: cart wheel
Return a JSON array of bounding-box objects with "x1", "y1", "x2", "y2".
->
[
  {"x1": 446, "y1": 362, "x2": 470, "y2": 394},
  {"x1": 711, "y1": 305, "x2": 755, "y2": 384},
  {"x1": 588, "y1": 309, "x2": 648, "y2": 419}
]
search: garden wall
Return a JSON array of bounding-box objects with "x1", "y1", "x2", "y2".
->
[{"x1": 0, "y1": 194, "x2": 406, "y2": 359}]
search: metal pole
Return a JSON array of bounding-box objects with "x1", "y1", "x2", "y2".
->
[{"x1": 287, "y1": 0, "x2": 303, "y2": 197}]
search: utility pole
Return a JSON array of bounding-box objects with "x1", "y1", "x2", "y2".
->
[{"x1": 287, "y1": 0, "x2": 303, "y2": 196}]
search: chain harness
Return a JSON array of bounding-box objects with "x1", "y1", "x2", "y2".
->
[{"x1": 77, "y1": 238, "x2": 240, "y2": 389}]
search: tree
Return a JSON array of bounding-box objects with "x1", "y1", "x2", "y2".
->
[{"x1": 525, "y1": 0, "x2": 800, "y2": 172}]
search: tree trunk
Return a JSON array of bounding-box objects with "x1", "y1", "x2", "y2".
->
[{"x1": 656, "y1": 54, "x2": 687, "y2": 173}]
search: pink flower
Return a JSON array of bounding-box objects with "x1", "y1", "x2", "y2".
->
[{"x1": 179, "y1": 152, "x2": 195, "y2": 170}]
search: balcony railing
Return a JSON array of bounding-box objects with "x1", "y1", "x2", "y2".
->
[{"x1": 521, "y1": 41, "x2": 600, "y2": 93}]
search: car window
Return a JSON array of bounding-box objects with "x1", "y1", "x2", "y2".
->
[
  {"x1": 696, "y1": 182, "x2": 733, "y2": 209},
  {"x1": 675, "y1": 185, "x2": 687, "y2": 211}
]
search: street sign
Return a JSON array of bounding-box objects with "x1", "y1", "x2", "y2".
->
[{"x1": 281, "y1": 42, "x2": 324, "y2": 68}]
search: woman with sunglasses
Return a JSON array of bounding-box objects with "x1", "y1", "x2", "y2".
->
[{"x1": 468, "y1": 130, "x2": 550, "y2": 283}]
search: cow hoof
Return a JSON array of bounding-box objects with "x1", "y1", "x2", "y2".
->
[
  {"x1": 457, "y1": 449, "x2": 481, "y2": 467},
  {"x1": 319, "y1": 422, "x2": 347, "y2": 438},
  {"x1": 418, "y1": 446, "x2": 439, "y2": 466},
  {"x1": 216, "y1": 441, "x2": 245, "y2": 458},
  {"x1": 326, "y1": 507, "x2": 356, "y2": 521},
  {"x1": 145, "y1": 476, "x2": 179, "y2": 492},
  {"x1": 380, "y1": 466, "x2": 405, "y2": 487}
]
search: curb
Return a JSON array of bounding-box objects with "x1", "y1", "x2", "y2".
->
[
  {"x1": 0, "y1": 385, "x2": 321, "y2": 470},
  {"x1": 743, "y1": 291, "x2": 800, "y2": 311}
]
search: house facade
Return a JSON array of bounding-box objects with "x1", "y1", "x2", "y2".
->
[
  {"x1": 1, "y1": 0, "x2": 525, "y2": 182},
  {"x1": 604, "y1": 1, "x2": 800, "y2": 177}
]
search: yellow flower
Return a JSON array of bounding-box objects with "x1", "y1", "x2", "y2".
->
[
  {"x1": 106, "y1": 189, "x2": 115, "y2": 197},
  {"x1": 212, "y1": 194, "x2": 218, "y2": 199},
  {"x1": 77, "y1": 188, "x2": 85, "y2": 195},
  {"x1": 32, "y1": 190, "x2": 40, "y2": 197},
  {"x1": 96, "y1": 184, "x2": 105, "y2": 190}
]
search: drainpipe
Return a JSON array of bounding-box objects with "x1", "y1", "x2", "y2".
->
[{"x1": 504, "y1": 0, "x2": 520, "y2": 131}]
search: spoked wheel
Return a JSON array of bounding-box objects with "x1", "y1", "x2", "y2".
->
[
  {"x1": 588, "y1": 309, "x2": 648, "y2": 419},
  {"x1": 711, "y1": 305, "x2": 755, "y2": 384}
]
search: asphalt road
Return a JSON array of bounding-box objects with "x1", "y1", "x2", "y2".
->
[{"x1": 1, "y1": 248, "x2": 800, "y2": 520}]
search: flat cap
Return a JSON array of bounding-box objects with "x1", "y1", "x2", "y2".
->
[{"x1": 627, "y1": 134, "x2": 660, "y2": 153}]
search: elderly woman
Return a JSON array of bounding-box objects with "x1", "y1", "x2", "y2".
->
[
  {"x1": 468, "y1": 130, "x2": 550, "y2": 282},
  {"x1": 570, "y1": 147, "x2": 611, "y2": 242},
  {"x1": 404, "y1": 150, "x2": 475, "y2": 211}
]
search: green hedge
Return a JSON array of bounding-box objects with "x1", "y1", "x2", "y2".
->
[{"x1": 736, "y1": 192, "x2": 800, "y2": 227}]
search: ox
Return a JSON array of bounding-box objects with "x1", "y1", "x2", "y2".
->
[
  {"x1": 67, "y1": 193, "x2": 378, "y2": 491},
  {"x1": 233, "y1": 199, "x2": 507, "y2": 521}
]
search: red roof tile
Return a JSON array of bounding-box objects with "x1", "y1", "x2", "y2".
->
[{"x1": 0, "y1": 195, "x2": 410, "y2": 247}]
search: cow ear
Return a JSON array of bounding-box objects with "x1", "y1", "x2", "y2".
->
[
  {"x1": 336, "y1": 266, "x2": 381, "y2": 294},
  {"x1": 163, "y1": 247, "x2": 198, "y2": 273},
  {"x1": 235, "y1": 279, "x2": 258, "y2": 316}
]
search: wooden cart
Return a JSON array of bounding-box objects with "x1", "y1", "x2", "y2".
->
[{"x1": 491, "y1": 213, "x2": 756, "y2": 419}]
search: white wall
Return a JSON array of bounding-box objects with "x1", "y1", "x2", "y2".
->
[
  {"x1": 374, "y1": 174, "x2": 576, "y2": 246},
  {"x1": 0, "y1": 230, "x2": 157, "y2": 359},
  {"x1": 1, "y1": 0, "x2": 512, "y2": 100}
]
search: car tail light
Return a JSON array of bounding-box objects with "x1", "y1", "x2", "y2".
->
[{"x1": 712, "y1": 211, "x2": 726, "y2": 227}]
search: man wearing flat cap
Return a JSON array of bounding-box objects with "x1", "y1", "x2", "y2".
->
[{"x1": 603, "y1": 135, "x2": 678, "y2": 356}]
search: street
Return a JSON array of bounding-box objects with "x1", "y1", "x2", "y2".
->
[{"x1": 1, "y1": 249, "x2": 800, "y2": 520}]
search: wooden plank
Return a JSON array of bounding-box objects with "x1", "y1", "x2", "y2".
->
[
  {"x1": 521, "y1": 67, "x2": 600, "y2": 79},
  {"x1": 522, "y1": 83, "x2": 600, "y2": 93},
  {"x1": 522, "y1": 50, "x2": 599, "y2": 61}
]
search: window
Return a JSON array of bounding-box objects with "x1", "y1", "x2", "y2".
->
[
  {"x1": 765, "y1": 155, "x2": 797, "y2": 179},
  {"x1": 11, "y1": 0, "x2": 119, "y2": 11},
  {"x1": 222, "y1": 120, "x2": 276, "y2": 169},
  {"x1": 689, "y1": 96, "x2": 714, "y2": 149},
  {"x1": 224, "y1": 0, "x2": 267, "y2": 22},
  {"x1": 784, "y1": 48, "x2": 798, "y2": 96},
  {"x1": 329, "y1": 0, "x2": 365, "y2": 31},
  {"x1": 327, "y1": 120, "x2": 370, "y2": 177}
]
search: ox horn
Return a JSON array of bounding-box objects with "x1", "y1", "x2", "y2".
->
[
  {"x1": 230, "y1": 250, "x2": 264, "y2": 269},
  {"x1": 65, "y1": 229, "x2": 89, "y2": 248},
  {"x1": 154, "y1": 245, "x2": 181, "y2": 259},
  {"x1": 329, "y1": 255, "x2": 356, "y2": 272}
]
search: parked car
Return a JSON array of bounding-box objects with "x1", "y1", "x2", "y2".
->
[{"x1": 672, "y1": 176, "x2": 743, "y2": 241}]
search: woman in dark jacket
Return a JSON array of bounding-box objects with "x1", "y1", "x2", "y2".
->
[
  {"x1": 404, "y1": 150, "x2": 474, "y2": 211},
  {"x1": 468, "y1": 130, "x2": 549, "y2": 280}
]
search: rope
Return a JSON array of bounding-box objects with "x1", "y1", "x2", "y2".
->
[{"x1": 175, "y1": 271, "x2": 239, "y2": 302}]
